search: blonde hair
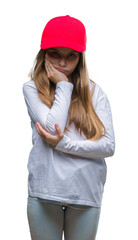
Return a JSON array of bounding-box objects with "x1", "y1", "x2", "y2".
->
[{"x1": 28, "y1": 49, "x2": 106, "y2": 140}]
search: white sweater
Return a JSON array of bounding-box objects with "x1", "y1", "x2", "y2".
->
[{"x1": 22, "y1": 79, "x2": 115, "y2": 207}]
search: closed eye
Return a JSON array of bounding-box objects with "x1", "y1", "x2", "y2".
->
[
  {"x1": 47, "y1": 51, "x2": 60, "y2": 58},
  {"x1": 67, "y1": 53, "x2": 79, "y2": 60}
]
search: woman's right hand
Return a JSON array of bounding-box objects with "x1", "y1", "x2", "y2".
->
[{"x1": 44, "y1": 58, "x2": 69, "y2": 84}]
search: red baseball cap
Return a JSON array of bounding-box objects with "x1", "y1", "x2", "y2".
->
[{"x1": 40, "y1": 15, "x2": 86, "y2": 52}]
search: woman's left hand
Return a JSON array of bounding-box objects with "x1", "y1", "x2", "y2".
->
[{"x1": 35, "y1": 122, "x2": 64, "y2": 147}]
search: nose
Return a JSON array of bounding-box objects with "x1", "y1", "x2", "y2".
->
[{"x1": 58, "y1": 57, "x2": 66, "y2": 67}]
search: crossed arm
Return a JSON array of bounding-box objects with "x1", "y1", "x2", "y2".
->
[{"x1": 23, "y1": 80, "x2": 115, "y2": 160}]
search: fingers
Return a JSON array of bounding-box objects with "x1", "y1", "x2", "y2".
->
[
  {"x1": 45, "y1": 59, "x2": 54, "y2": 78},
  {"x1": 45, "y1": 58, "x2": 53, "y2": 69},
  {"x1": 36, "y1": 122, "x2": 47, "y2": 138},
  {"x1": 36, "y1": 123, "x2": 44, "y2": 137},
  {"x1": 35, "y1": 122, "x2": 64, "y2": 147},
  {"x1": 45, "y1": 60, "x2": 51, "y2": 72}
]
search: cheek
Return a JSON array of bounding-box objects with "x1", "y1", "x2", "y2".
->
[{"x1": 69, "y1": 60, "x2": 79, "y2": 72}]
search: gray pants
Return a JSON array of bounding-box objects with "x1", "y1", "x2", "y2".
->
[{"x1": 27, "y1": 196, "x2": 101, "y2": 240}]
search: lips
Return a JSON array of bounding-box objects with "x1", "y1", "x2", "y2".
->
[{"x1": 55, "y1": 67, "x2": 67, "y2": 73}]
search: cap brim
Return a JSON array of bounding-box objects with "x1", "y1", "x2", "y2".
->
[{"x1": 40, "y1": 39, "x2": 86, "y2": 52}]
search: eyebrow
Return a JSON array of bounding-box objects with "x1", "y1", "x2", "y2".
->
[{"x1": 50, "y1": 48, "x2": 79, "y2": 54}]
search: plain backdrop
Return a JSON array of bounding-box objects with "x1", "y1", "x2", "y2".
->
[{"x1": 0, "y1": 0, "x2": 138, "y2": 239}]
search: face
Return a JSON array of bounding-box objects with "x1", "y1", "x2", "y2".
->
[{"x1": 45, "y1": 47, "x2": 80, "y2": 79}]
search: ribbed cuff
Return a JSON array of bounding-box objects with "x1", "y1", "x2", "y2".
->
[{"x1": 56, "y1": 81, "x2": 74, "y2": 92}]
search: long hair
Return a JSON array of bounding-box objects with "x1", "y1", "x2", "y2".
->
[{"x1": 28, "y1": 49, "x2": 106, "y2": 140}]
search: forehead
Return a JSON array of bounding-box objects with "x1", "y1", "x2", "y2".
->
[{"x1": 48, "y1": 47, "x2": 79, "y2": 54}]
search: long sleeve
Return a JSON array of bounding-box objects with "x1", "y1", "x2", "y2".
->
[
  {"x1": 22, "y1": 80, "x2": 74, "y2": 134},
  {"x1": 55, "y1": 85, "x2": 115, "y2": 159}
]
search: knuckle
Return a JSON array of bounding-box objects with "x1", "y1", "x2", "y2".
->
[{"x1": 60, "y1": 134, "x2": 64, "y2": 139}]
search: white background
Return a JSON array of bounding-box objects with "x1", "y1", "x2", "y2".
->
[{"x1": 0, "y1": 0, "x2": 138, "y2": 239}]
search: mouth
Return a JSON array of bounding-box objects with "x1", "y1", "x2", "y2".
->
[{"x1": 54, "y1": 67, "x2": 67, "y2": 73}]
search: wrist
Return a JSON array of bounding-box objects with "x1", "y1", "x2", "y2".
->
[
  {"x1": 63, "y1": 77, "x2": 69, "y2": 82},
  {"x1": 59, "y1": 79, "x2": 69, "y2": 83}
]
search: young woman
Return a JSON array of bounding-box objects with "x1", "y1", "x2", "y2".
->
[{"x1": 22, "y1": 15, "x2": 115, "y2": 240}]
